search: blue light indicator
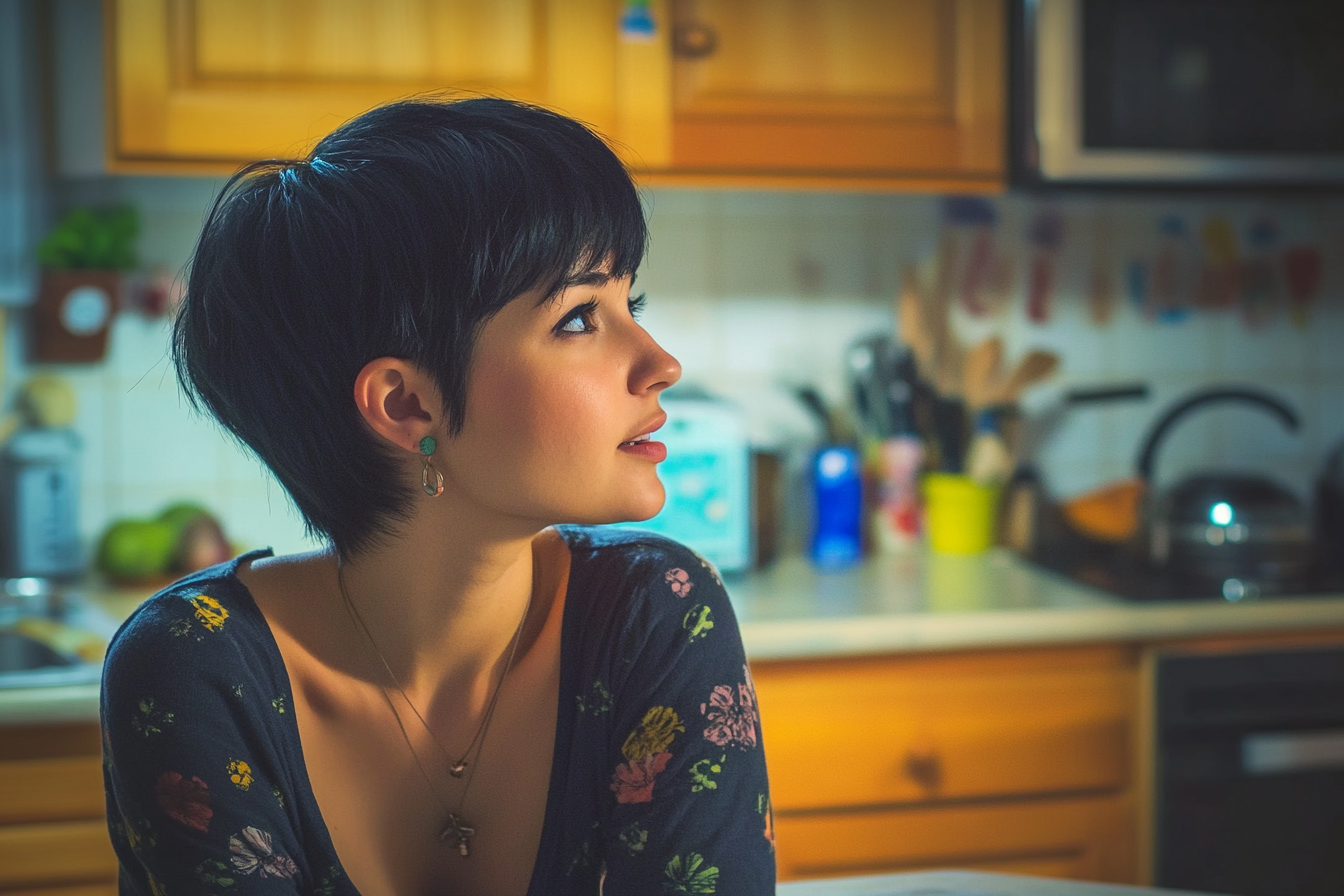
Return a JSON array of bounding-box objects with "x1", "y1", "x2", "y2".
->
[{"x1": 1210, "y1": 502, "x2": 1234, "y2": 526}]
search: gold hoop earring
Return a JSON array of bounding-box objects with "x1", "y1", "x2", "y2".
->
[{"x1": 419, "y1": 436, "x2": 444, "y2": 497}]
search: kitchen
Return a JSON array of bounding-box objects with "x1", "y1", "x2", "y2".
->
[{"x1": 2, "y1": 1, "x2": 1344, "y2": 894}]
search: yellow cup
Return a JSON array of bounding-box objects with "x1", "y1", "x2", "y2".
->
[{"x1": 922, "y1": 473, "x2": 1000, "y2": 554}]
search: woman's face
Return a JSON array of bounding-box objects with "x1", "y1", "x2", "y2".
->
[{"x1": 436, "y1": 271, "x2": 681, "y2": 527}]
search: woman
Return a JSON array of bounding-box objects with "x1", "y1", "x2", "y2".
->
[{"x1": 101, "y1": 98, "x2": 774, "y2": 895}]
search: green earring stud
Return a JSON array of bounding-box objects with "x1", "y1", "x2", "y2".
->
[{"x1": 419, "y1": 436, "x2": 443, "y2": 497}]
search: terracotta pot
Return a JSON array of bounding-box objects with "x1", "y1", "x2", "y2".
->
[{"x1": 32, "y1": 269, "x2": 119, "y2": 362}]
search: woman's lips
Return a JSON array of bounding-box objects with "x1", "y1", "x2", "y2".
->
[{"x1": 618, "y1": 440, "x2": 667, "y2": 462}]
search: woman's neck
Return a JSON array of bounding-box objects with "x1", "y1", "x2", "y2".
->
[{"x1": 243, "y1": 503, "x2": 553, "y2": 718}]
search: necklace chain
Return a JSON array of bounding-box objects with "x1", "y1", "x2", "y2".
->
[{"x1": 336, "y1": 557, "x2": 531, "y2": 856}]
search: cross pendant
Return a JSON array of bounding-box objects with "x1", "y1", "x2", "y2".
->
[{"x1": 440, "y1": 813, "x2": 476, "y2": 857}]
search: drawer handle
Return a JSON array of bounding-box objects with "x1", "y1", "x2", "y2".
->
[
  {"x1": 672, "y1": 21, "x2": 718, "y2": 59},
  {"x1": 903, "y1": 745, "x2": 942, "y2": 792}
]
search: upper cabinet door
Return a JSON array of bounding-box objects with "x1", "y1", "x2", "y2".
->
[
  {"x1": 661, "y1": 0, "x2": 1005, "y2": 189},
  {"x1": 110, "y1": 0, "x2": 640, "y2": 168},
  {"x1": 105, "y1": 0, "x2": 1003, "y2": 188}
]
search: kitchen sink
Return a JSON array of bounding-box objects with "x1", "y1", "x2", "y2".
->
[
  {"x1": 0, "y1": 629, "x2": 102, "y2": 688},
  {"x1": 0, "y1": 629, "x2": 75, "y2": 671}
]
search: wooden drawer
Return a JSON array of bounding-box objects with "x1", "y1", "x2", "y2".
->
[
  {"x1": 774, "y1": 794, "x2": 1137, "y2": 883},
  {"x1": 753, "y1": 646, "x2": 1137, "y2": 811},
  {"x1": 0, "y1": 820, "x2": 118, "y2": 890},
  {"x1": 0, "y1": 757, "x2": 106, "y2": 825}
]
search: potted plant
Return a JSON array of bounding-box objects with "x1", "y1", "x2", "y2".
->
[{"x1": 32, "y1": 206, "x2": 139, "y2": 362}]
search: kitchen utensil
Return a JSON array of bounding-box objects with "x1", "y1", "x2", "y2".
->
[
  {"x1": 987, "y1": 350, "x2": 1060, "y2": 407},
  {"x1": 1137, "y1": 386, "x2": 1312, "y2": 590},
  {"x1": 942, "y1": 196, "x2": 999, "y2": 318},
  {"x1": 1283, "y1": 244, "x2": 1322, "y2": 328},
  {"x1": 966, "y1": 409, "x2": 1012, "y2": 486},
  {"x1": 1197, "y1": 216, "x2": 1238, "y2": 310},
  {"x1": 845, "y1": 336, "x2": 884, "y2": 439},
  {"x1": 962, "y1": 336, "x2": 1003, "y2": 411},
  {"x1": 1025, "y1": 208, "x2": 1064, "y2": 324},
  {"x1": 1240, "y1": 216, "x2": 1280, "y2": 328},
  {"x1": 1151, "y1": 215, "x2": 1195, "y2": 322},
  {"x1": 896, "y1": 266, "x2": 935, "y2": 380},
  {"x1": 1086, "y1": 210, "x2": 1115, "y2": 326}
]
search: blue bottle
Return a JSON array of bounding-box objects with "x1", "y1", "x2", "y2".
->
[{"x1": 810, "y1": 445, "x2": 863, "y2": 568}]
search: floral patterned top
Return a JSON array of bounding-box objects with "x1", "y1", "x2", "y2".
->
[{"x1": 101, "y1": 525, "x2": 774, "y2": 895}]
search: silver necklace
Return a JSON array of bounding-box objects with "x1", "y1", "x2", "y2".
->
[{"x1": 336, "y1": 558, "x2": 531, "y2": 856}]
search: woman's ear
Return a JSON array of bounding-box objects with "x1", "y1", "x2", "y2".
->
[{"x1": 353, "y1": 358, "x2": 444, "y2": 452}]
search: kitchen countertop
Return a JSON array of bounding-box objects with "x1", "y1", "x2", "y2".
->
[
  {"x1": 5, "y1": 549, "x2": 1344, "y2": 725},
  {"x1": 731, "y1": 549, "x2": 1344, "y2": 660},
  {"x1": 777, "y1": 870, "x2": 1220, "y2": 895}
]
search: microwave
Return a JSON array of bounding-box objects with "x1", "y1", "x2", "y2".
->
[{"x1": 1013, "y1": 0, "x2": 1344, "y2": 187}]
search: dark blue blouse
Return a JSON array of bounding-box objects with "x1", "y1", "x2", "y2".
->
[{"x1": 101, "y1": 526, "x2": 775, "y2": 894}]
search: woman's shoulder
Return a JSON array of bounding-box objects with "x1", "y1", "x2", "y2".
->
[
  {"x1": 103, "y1": 549, "x2": 276, "y2": 683},
  {"x1": 556, "y1": 525, "x2": 722, "y2": 589},
  {"x1": 554, "y1": 525, "x2": 735, "y2": 644}
]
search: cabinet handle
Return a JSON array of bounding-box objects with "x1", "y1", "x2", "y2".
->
[
  {"x1": 903, "y1": 745, "x2": 942, "y2": 792},
  {"x1": 672, "y1": 22, "x2": 718, "y2": 59}
]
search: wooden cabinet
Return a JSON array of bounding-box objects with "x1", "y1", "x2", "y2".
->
[
  {"x1": 661, "y1": 0, "x2": 1005, "y2": 189},
  {"x1": 752, "y1": 645, "x2": 1140, "y2": 883},
  {"x1": 104, "y1": 0, "x2": 1005, "y2": 188},
  {"x1": 0, "y1": 724, "x2": 116, "y2": 895},
  {"x1": 107, "y1": 0, "x2": 664, "y2": 171}
]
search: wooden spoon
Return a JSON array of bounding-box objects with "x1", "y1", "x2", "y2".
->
[
  {"x1": 897, "y1": 266, "x2": 936, "y2": 381},
  {"x1": 963, "y1": 336, "x2": 1004, "y2": 410},
  {"x1": 992, "y1": 350, "x2": 1060, "y2": 405}
]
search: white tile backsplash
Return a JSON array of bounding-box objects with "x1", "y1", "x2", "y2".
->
[{"x1": 11, "y1": 180, "x2": 1344, "y2": 562}]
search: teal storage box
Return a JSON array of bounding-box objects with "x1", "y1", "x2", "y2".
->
[{"x1": 611, "y1": 395, "x2": 751, "y2": 572}]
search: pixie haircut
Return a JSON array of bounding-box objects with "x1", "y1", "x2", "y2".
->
[{"x1": 173, "y1": 98, "x2": 648, "y2": 557}]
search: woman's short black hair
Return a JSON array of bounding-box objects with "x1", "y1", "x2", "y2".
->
[{"x1": 172, "y1": 97, "x2": 648, "y2": 557}]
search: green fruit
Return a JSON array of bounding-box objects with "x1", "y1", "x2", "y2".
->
[
  {"x1": 97, "y1": 519, "x2": 176, "y2": 582},
  {"x1": 156, "y1": 502, "x2": 211, "y2": 541}
]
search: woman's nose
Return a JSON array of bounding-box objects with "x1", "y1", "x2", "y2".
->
[{"x1": 633, "y1": 330, "x2": 681, "y2": 394}]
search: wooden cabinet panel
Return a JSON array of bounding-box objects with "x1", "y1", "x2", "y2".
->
[
  {"x1": 0, "y1": 821, "x2": 118, "y2": 890},
  {"x1": 109, "y1": 0, "x2": 624, "y2": 167},
  {"x1": 674, "y1": 0, "x2": 948, "y2": 119},
  {"x1": 0, "y1": 757, "x2": 106, "y2": 825},
  {"x1": 754, "y1": 646, "x2": 1137, "y2": 812},
  {"x1": 664, "y1": 0, "x2": 1004, "y2": 186},
  {"x1": 774, "y1": 794, "x2": 1137, "y2": 883},
  {"x1": 4, "y1": 887, "x2": 116, "y2": 896}
]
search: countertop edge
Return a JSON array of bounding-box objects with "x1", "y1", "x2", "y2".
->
[
  {"x1": 741, "y1": 597, "x2": 1344, "y2": 660},
  {"x1": 0, "y1": 683, "x2": 100, "y2": 727}
]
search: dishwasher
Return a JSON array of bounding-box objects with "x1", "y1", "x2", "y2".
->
[{"x1": 1156, "y1": 646, "x2": 1344, "y2": 895}]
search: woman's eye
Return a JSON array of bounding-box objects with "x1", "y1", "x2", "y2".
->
[
  {"x1": 628, "y1": 292, "x2": 647, "y2": 320},
  {"x1": 556, "y1": 301, "x2": 598, "y2": 335}
]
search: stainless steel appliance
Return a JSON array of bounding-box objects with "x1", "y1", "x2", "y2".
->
[
  {"x1": 1014, "y1": 0, "x2": 1344, "y2": 186},
  {"x1": 1157, "y1": 646, "x2": 1344, "y2": 895},
  {"x1": 1139, "y1": 387, "x2": 1315, "y2": 596},
  {"x1": 0, "y1": 428, "x2": 83, "y2": 579}
]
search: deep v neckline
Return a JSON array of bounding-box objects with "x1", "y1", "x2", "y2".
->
[{"x1": 228, "y1": 529, "x2": 576, "y2": 896}]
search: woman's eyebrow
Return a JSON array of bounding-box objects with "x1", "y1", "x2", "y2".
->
[
  {"x1": 536, "y1": 269, "x2": 622, "y2": 308},
  {"x1": 564, "y1": 270, "x2": 613, "y2": 289}
]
